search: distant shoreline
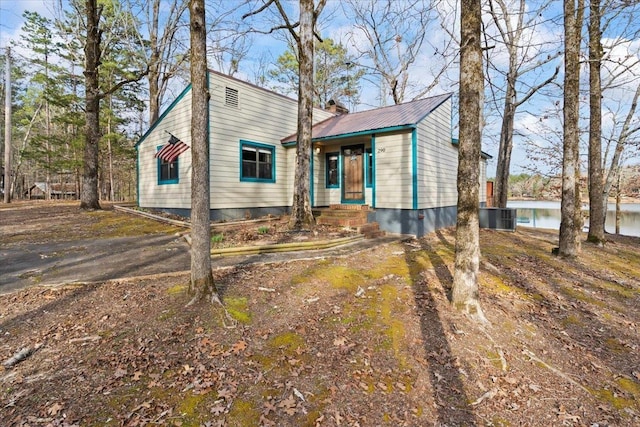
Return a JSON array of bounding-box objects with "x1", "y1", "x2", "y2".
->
[{"x1": 509, "y1": 197, "x2": 640, "y2": 204}]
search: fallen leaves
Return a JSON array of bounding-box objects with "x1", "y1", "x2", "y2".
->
[
  {"x1": 333, "y1": 336, "x2": 347, "y2": 347},
  {"x1": 2, "y1": 217, "x2": 640, "y2": 427},
  {"x1": 231, "y1": 340, "x2": 247, "y2": 355},
  {"x1": 278, "y1": 394, "x2": 298, "y2": 416},
  {"x1": 113, "y1": 367, "x2": 128, "y2": 379},
  {"x1": 47, "y1": 402, "x2": 63, "y2": 416}
]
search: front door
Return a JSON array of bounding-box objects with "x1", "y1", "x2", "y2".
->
[{"x1": 342, "y1": 145, "x2": 364, "y2": 203}]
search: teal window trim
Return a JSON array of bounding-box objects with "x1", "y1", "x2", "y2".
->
[
  {"x1": 239, "y1": 140, "x2": 276, "y2": 183},
  {"x1": 325, "y1": 152, "x2": 340, "y2": 188},
  {"x1": 365, "y1": 148, "x2": 373, "y2": 188},
  {"x1": 157, "y1": 145, "x2": 179, "y2": 185}
]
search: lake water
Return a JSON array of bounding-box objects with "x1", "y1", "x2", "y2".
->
[{"x1": 506, "y1": 200, "x2": 640, "y2": 237}]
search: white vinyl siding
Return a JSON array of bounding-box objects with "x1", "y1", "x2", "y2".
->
[
  {"x1": 207, "y1": 73, "x2": 334, "y2": 210},
  {"x1": 208, "y1": 75, "x2": 297, "y2": 209},
  {"x1": 416, "y1": 98, "x2": 458, "y2": 209},
  {"x1": 375, "y1": 131, "x2": 414, "y2": 209},
  {"x1": 137, "y1": 73, "x2": 333, "y2": 212},
  {"x1": 138, "y1": 88, "x2": 193, "y2": 209},
  {"x1": 313, "y1": 148, "x2": 345, "y2": 207}
]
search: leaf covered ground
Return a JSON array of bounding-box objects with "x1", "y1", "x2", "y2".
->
[{"x1": 1, "y1": 202, "x2": 639, "y2": 426}]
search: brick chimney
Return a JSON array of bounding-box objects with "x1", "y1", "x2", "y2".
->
[{"x1": 326, "y1": 99, "x2": 349, "y2": 115}]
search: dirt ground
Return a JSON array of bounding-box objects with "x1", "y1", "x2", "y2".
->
[{"x1": 1, "y1": 201, "x2": 639, "y2": 426}]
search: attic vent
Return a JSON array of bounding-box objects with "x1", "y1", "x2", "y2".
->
[{"x1": 225, "y1": 87, "x2": 238, "y2": 108}]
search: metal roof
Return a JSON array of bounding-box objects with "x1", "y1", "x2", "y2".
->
[{"x1": 281, "y1": 92, "x2": 453, "y2": 143}]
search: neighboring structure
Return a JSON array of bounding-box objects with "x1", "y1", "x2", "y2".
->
[
  {"x1": 136, "y1": 70, "x2": 491, "y2": 237},
  {"x1": 25, "y1": 182, "x2": 76, "y2": 199}
]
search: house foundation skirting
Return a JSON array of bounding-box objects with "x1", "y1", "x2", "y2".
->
[
  {"x1": 141, "y1": 206, "x2": 291, "y2": 222},
  {"x1": 373, "y1": 206, "x2": 458, "y2": 238}
]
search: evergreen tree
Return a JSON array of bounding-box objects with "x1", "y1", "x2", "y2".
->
[{"x1": 269, "y1": 38, "x2": 363, "y2": 109}]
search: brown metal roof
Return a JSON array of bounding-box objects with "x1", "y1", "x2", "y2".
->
[{"x1": 281, "y1": 93, "x2": 453, "y2": 143}]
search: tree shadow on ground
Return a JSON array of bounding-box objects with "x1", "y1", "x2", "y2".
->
[
  {"x1": 0, "y1": 283, "x2": 102, "y2": 337},
  {"x1": 404, "y1": 235, "x2": 478, "y2": 426}
]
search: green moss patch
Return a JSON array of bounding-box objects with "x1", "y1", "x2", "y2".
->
[
  {"x1": 481, "y1": 274, "x2": 516, "y2": 295},
  {"x1": 616, "y1": 377, "x2": 640, "y2": 402},
  {"x1": 292, "y1": 263, "x2": 365, "y2": 292},
  {"x1": 561, "y1": 314, "x2": 584, "y2": 328},
  {"x1": 167, "y1": 284, "x2": 188, "y2": 295},
  {"x1": 224, "y1": 296, "x2": 252, "y2": 324},
  {"x1": 86, "y1": 211, "x2": 180, "y2": 237},
  {"x1": 227, "y1": 399, "x2": 260, "y2": 426},
  {"x1": 268, "y1": 331, "x2": 306, "y2": 355},
  {"x1": 590, "y1": 387, "x2": 637, "y2": 411},
  {"x1": 177, "y1": 392, "x2": 207, "y2": 423},
  {"x1": 560, "y1": 285, "x2": 608, "y2": 309},
  {"x1": 604, "y1": 337, "x2": 629, "y2": 354},
  {"x1": 367, "y1": 255, "x2": 411, "y2": 281}
]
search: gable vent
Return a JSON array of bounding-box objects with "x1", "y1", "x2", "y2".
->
[{"x1": 225, "y1": 87, "x2": 238, "y2": 108}]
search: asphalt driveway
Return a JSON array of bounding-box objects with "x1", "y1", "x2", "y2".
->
[{"x1": 0, "y1": 233, "x2": 191, "y2": 294}]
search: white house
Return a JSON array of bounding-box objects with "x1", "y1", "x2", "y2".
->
[{"x1": 136, "y1": 70, "x2": 491, "y2": 237}]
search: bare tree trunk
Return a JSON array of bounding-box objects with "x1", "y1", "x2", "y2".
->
[
  {"x1": 81, "y1": 0, "x2": 102, "y2": 210},
  {"x1": 558, "y1": 0, "x2": 583, "y2": 257},
  {"x1": 188, "y1": 0, "x2": 218, "y2": 304},
  {"x1": 615, "y1": 177, "x2": 621, "y2": 234},
  {"x1": 3, "y1": 47, "x2": 11, "y2": 204},
  {"x1": 488, "y1": 0, "x2": 560, "y2": 208},
  {"x1": 588, "y1": 0, "x2": 605, "y2": 245},
  {"x1": 106, "y1": 95, "x2": 115, "y2": 201},
  {"x1": 288, "y1": 0, "x2": 316, "y2": 230},
  {"x1": 148, "y1": 0, "x2": 161, "y2": 124},
  {"x1": 452, "y1": 0, "x2": 486, "y2": 322},
  {"x1": 494, "y1": 80, "x2": 515, "y2": 208},
  {"x1": 602, "y1": 83, "x2": 640, "y2": 228}
]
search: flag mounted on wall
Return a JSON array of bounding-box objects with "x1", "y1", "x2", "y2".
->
[{"x1": 155, "y1": 133, "x2": 190, "y2": 163}]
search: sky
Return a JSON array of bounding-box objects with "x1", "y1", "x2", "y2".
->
[
  {"x1": 0, "y1": 0, "x2": 56, "y2": 47},
  {"x1": 1, "y1": 0, "x2": 640, "y2": 177}
]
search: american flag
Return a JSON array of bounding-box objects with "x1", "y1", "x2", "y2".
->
[{"x1": 155, "y1": 134, "x2": 189, "y2": 163}]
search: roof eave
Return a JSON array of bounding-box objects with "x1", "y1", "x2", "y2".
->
[
  {"x1": 281, "y1": 124, "x2": 417, "y2": 146},
  {"x1": 135, "y1": 83, "x2": 193, "y2": 148},
  {"x1": 451, "y1": 138, "x2": 493, "y2": 159},
  {"x1": 415, "y1": 93, "x2": 454, "y2": 123}
]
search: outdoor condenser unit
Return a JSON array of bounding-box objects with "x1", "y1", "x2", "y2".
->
[{"x1": 479, "y1": 208, "x2": 517, "y2": 231}]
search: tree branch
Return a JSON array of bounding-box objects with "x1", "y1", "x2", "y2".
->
[
  {"x1": 515, "y1": 65, "x2": 560, "y2": 107},
  {"x1": 99, "y1": 66, "x2": 150, "y2": 99}
]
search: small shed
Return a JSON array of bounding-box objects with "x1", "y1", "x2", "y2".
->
[{"x1": 26, "y1": 182, "x2": 76, "y2": 199}]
